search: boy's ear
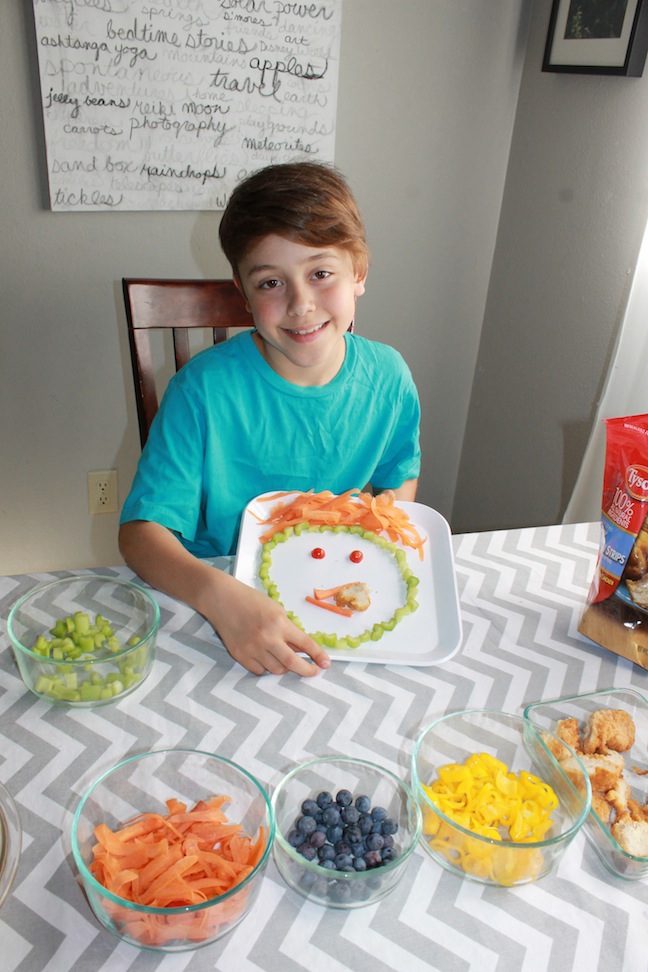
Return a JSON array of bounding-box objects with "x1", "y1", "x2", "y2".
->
[
  {"x1": 233, "y1": 273, "x2": 252, "y2": 313},
  {"x1": 354, "y1": 271, "x2": 367, "y2": 299}
]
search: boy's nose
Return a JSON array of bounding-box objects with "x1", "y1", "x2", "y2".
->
[{"x1": 287, "y1": 284, "x2": 315, "y2": 317}]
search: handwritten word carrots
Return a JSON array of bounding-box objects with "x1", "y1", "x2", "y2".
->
[
  {"x1": 254, "y1": 489, "x2": 426, "y2": 560},
  {"x1": 89, "y1": 796, "x2": 267, "y2": 946}
]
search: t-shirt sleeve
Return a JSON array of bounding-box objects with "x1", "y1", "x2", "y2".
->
[
  {"x1": 119, "y1": 375, "x2": 206, "y2": 544},
  {"x1": 370, "y1": 354, "x2": 421, "y2": 488}
]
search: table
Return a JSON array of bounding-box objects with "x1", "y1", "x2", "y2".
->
[{"x1": 1, "y1": 522, "x2": 648, "y2": 972}]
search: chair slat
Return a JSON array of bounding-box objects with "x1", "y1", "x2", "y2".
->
[{"x1": 123, "y1": 278, "x2": 253, "y2": 447}]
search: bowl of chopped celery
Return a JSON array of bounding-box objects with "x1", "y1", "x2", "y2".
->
[
  {"x1": 7, "y1": 574, "x2": 159, "y2": 706},
  {"x1": 71, "y1": 749, "x2": 274, "y2": 950},
  {"x1": 411, "y1": 710, "x2": 591, "y2": 886}
]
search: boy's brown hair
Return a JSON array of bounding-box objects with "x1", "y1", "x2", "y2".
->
[{"x1": 218, "y1": 161, "x2": 369, "y2": 278}]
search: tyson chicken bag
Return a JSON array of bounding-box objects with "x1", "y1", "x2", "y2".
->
[{"x1": 579, "y1": 414, "x2": 648, "y2": 669}]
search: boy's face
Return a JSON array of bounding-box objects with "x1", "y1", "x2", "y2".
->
[{"x1": 234, "y1": 234, "x2": 366, "y2": 386}]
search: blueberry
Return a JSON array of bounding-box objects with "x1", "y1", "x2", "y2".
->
[
  {"x1": 288, "y1": 828, "x2": 303, "y2": 848},
  {"x1": 366, "y1": 832, "x2": 384, "y2": 851},
  {"x1": 381, "y1": 847, "x2": 395, "y2": 862},
  {"x1": 334, "y1": 853, "x2": 354, "y2": 870},
  {"x1": 381, "y1": 817, "x2": 398, "y2": 836},
  {"x1": 355, "y1": 794, "x2": 371, "y2": 814},
  {"x1": 353, "y1": 856, "x2": 368, "y2": 871},
  {"x1": 297, "y1": 815, "x2": 317, "y2": 836},
  {"x1": 334, "y1": 840, "x2": 352, "y2": 857},
  {"x1": 322, "y1": 805, "x2": 341, "y2": 826},
  {"x1": 329, "y1": 882, "x2": 352, "y2": 903},
  {"x1": 359, "y1": 814, "x2": 374, "y2": 835},
  {"x1": 364, "y1": 849, "x2": 383, "y2": 868},
  {"x1": 344, "y1": 824, "x2": 362, "y2": 845},
  {"x1": 371, "y1": 806, "x2": 388, "y2": 822},
  {"x1": 320, "y1": 858, "x2": 336, "y2": 869},
  {"x1": 301, "y1": 799, "x2": 319, "y2": 817},
  {"x1": 336, "y1": 789, "x2": 353, "y2": 807},
  {"x1": 382, "y1": 834, "x2": 395, "y2": 851},
  {"x1": 309, "y1": 829, "x2": 327, "y2": 849},
  {"x1": 316, "y1": 791, "x2": 333, "y2": 809},
  {"x1": 318, "y1": 843, "x2": 336, "y2": 862},
  {"x1": 326, "y1": 825, "x2": 343, "y2": 845},
  {"x1": 341, "y1": 805, "x2": 360, "y2": 825},
  {"x1": 298, "y1": 843, "x2": 318, "y2": 862}
]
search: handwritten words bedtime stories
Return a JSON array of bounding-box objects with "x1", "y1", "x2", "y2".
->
[{"x1": 32, "y1": 1, "x2": 342, "y2": 211}]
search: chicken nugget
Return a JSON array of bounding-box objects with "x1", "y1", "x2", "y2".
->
[
  {"x1": 591, "y1": 791, "x2": 612, "y2": 824},
  {"x1": 556, "y1": 717, "x2": 582, "y2": 753},
  {"x1": 334, "y1": 582, "x2": 371, "y2": 612},
  {"x1": 572, "y1": 751, "x2": 625, "y2": 792},
  {"x1": 611, "y1": 814, "x2": 648, "y2": 857},
  {"x1": 605, "y1": 778, "x2": 632, "y2": 817},
  {"x1": 583, "y1": 708, "x2": 636, "y2": 755}
]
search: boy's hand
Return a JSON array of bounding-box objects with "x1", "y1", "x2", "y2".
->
[
  {"x1": 119, "y1": 520, "x2": 330, "y2": 677},
  {"x1": 212, "y1": 576, "x2": 331, "y2": 676}
]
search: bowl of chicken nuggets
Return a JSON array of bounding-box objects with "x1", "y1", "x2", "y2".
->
[{"x1": 524, "y1": 688, "x2": 648, "y2": 880}]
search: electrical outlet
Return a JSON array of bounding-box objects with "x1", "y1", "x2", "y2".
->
[{"x1": 88, "y1": 470, "x2": 118, "y2": 515}]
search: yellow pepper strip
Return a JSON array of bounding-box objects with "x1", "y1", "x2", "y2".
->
[{"x1": 422, "y1": 753, "x2": 560, "y2": 883}]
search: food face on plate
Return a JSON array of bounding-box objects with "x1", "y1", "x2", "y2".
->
[{"x1": 254, "y1": 491, "x2": 424, "y2": 649}]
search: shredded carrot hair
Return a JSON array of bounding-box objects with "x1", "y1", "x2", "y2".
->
[{"x1": 254, "y1": 489, "x2": 426, "y2": 560}]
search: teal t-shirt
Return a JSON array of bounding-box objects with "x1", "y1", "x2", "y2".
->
[{"x1": 120, "y1": 331, "x2": 420, "y2": 556}]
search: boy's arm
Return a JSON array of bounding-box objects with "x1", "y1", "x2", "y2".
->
[
  {"x1": 118, "y1": 520, "x2": 330, "y2": 677},
  {"x1": 391, "y1": 478, "x2": 418, "y2": 502}
]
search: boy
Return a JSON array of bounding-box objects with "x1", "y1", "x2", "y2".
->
[{"x1": 119, "y1": 161, "x2": 420, "y2": 677}]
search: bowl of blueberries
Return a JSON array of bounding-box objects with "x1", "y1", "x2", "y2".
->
[{"x1": 271, "y1": 756, "x2": 422, "y2": 908}]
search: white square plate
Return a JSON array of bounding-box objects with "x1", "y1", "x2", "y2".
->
[{"x1": 233, "y1": 493, "x2": 462, "y2": 666}]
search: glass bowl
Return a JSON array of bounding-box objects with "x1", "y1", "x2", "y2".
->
[
  {"x1": 7, "y1": 575, "x2": 159, "y2": 706},
  {"x1": 0, "y1": 780, "x2": 21, "y2": 908},
  {"x1": 412, "y1": 710, "x2": 591, "y2": 886},
  {"x1": 271, "y1": 756, "x2": 422, "y2": 909},
  {"x1": 71, "y1": 749, "x2": 274, "y2": 951},
  {"x1": 524, "y1": 687, "x2": 648, "y2": 880}
]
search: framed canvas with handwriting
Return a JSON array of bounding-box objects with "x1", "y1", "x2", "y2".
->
[{"x1": 31, "y1": 1, "x2": 342, "y2": 212}]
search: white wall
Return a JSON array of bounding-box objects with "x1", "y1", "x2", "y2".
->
[
  {"x1": 453, "y1": 0, "x2": 648, "y2": 533},
  {"x1": 1, "y1": 0, "x2": 529, "y2": 574}
]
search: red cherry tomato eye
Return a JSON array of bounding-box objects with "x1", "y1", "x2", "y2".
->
[
  {"x1": 349, "y1": 550, "x2": 364, "y2": 563},
  {"x1": 311, "y1": 547, "x2": 326, "y2": 559}
]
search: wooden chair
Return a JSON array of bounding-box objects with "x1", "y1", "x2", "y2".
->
[{"x1": 123, "y1": 278, "x2": 254, "y2": 447}]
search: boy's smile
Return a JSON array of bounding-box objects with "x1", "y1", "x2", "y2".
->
[{"x1": 235, "y1": 234, "x2": 366, "y2": 386}]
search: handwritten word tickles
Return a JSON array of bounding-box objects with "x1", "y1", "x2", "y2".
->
[
  {"x1": 33, "y1": 0, "x2": 342, "y2": 210},
  {"x1": 52, "y1": 187, "x2": 124, "y2": 208}
]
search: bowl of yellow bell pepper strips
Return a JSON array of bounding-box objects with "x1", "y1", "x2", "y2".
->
[
  {"x1": 411, "y1": 710, "x2": 591, "y2": 886},
  {"x1": 7, "y1": 575, "x2": 159, "y2": 706}
]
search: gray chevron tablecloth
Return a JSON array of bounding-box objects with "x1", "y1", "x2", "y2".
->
[{"x1": 1, "y1": 522, "x2": 648, "y2": 972}]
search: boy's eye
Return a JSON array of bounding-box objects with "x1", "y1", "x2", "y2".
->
[
  {"x1": 312, "y1": 270, "x2": 331, "y2": 280},
  {"x1": 259, "y1": 278, "x2": 282, "y2": 290}
]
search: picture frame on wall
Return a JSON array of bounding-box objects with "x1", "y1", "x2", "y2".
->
[{"x1": 543, "y1": 0, "x2": 648, "y2": 75}]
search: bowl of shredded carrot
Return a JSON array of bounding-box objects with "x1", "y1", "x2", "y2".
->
[
  {"x1": 71, "y1": 749, "x2": 274, "y2": 950},
  {"x1": 412, "y1": 710, "x2": 591, "y2": 886}
]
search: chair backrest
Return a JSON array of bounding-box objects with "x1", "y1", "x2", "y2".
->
[{"x1": 123, "y1": 278, "x2": 254, "y2": 447}]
